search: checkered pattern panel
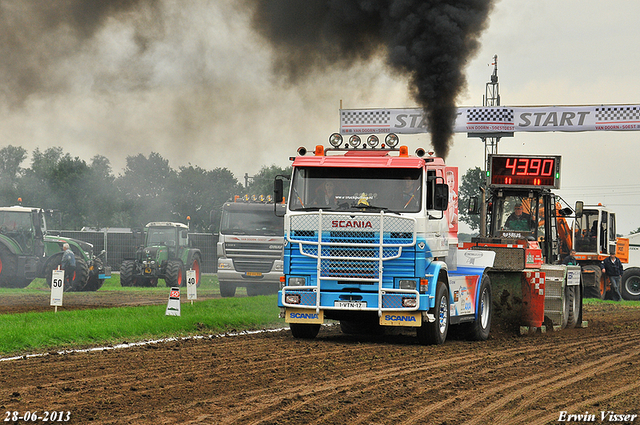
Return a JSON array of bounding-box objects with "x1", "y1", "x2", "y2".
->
[
  {"x1": 341, "y1": 110, "x2": 391, "y2": 125},
  {"x1": 595, "y1": 106, "x2": 640, "y2": 121},
  {"x1": 467, "y1": 108, "x2": 514, "y2": 123}
]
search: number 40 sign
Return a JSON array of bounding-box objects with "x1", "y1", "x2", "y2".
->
[{"x1": 50, "y1": 269, "x2": 65, "y2": 308}]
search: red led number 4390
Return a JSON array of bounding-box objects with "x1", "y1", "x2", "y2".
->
[{"x1": 489, "y1": 154, "x2": 560, "y2": 189}]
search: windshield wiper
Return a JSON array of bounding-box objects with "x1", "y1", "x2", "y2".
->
[{"x1": 352, "y1": 203, "x2": 402, "y2": 214}]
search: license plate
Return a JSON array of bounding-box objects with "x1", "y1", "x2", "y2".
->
[
  {"x1": 245, "y1": 272, "x2": 263, "y2": 277},
  {"x1": 334, "y1": 301, "x2": 367, "y2": 309}
]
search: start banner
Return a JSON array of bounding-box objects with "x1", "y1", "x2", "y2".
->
[{"x1": 339, "y1": 105, "x2": 640, "y2": 135}]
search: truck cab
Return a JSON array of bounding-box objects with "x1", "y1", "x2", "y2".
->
[
  {"x1": 276, "y1": 134, "x2": 495, "y2": 345},
  {"x1": 216, "y1": 196, "x2": 285, "y2": 297}
]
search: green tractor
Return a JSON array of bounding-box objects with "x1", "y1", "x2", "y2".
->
[
  {"x1": 0, "y1": 205, "x2": 110, "y2": 291},
  {"x1": 119, "y1": 222, "x2": 202, "y2": 287}
]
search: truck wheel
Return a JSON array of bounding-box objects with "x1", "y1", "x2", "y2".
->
[
  {"x1": 165, "y1": 260, "x2": 183, "y2": 287},
  {"x1": 621, "y1": 269, "x2": 640, "y2": 301},
  {"x1": 466, "y1": 274, "x2": 492, "y2": 341},
  {"x1": 119, "y1": 260, "x2": 136, "y2": 287},
  {"x1": 219, "y1": 281, "x2": 236, "y2": 297},
  {"x1": 0, "y1": 244, "x2": 18, "y2": 288},
  {"x1": 290, "y1": 323, "x2": 320, "y2": 339},
  {"x1": 565, "y1": 285, "x2": 580, "y2": 328},
  {"x1": 417, "y1": 280, "x2": 449, "y2": 345}
]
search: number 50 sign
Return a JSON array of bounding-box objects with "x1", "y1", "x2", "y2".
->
[{"x1": 50, "y1": 269, "x2": 65, "y2": 307}]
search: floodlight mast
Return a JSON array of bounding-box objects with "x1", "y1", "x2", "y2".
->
[{"x1": 482, "y1": 54, "x2": 501, "y2": 171}]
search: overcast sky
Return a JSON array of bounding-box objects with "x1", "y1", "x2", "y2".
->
[{"x1": 1, "y1": 0, "x2": 640, "y2": 233}]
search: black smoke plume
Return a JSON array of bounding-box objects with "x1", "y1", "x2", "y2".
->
[
  {"x1": 0, "y1": 0, "x2": 160, "y2": 106},
  {"x1": 246, "y1": 0, "x2": 494, "y2": 158}
]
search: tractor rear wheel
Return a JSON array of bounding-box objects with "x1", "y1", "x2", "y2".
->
[
  {"x1": 0, "y1": 244, "x2": 18, "y2": 288},
  {"x1": 582, "y1": 265, "x2": 604, "y2": 299},
  {"x1": 45, "y1": 256, "x2": 88, "y2": 292},
  {"x1": 186, "y1": 255, "x2": 201, "y2": 287},
  {"x1": 83, "y1": 258, "x2": 105, "y2": 291},
  {"x1": 165, "y1": 260, "x2": 183, "y2": 287}
]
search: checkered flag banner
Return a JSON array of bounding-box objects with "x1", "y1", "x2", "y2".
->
[
  {"x1": 467, "y1": 108, "x2": 514, "y2": 123},
  {"x1": 339, "y1": 104, "x2": 640, "y2": 134}
]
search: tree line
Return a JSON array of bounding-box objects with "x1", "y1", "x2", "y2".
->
[{"x1": 0, "y1": 145, "x2": 290, "y2": 233}]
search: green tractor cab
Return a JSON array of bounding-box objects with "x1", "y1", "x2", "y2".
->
[
  {"x1": 0, "y1": 205, "x2": 110, "y2": 291},
  {"x1": 120, "y1": 222, "x2": 201, "y2": 288}
]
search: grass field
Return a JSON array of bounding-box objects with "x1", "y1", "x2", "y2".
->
[{"x1": 0, "y1": 274, "x2": 284, "y2": 356}]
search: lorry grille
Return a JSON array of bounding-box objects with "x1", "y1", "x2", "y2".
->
[
  {"x1": 224, "y1": 242, "x2": 282, "y2": 272},
  {"x1": 288, "y1": 212, "x2": 415, "y2": 281}
]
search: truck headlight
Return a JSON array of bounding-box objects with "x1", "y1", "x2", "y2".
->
[
  {"x1": 218, "y1": 259, "x2": 233, "y2": 270},
  {"x1": 273, "y1": 261, "x2": 283, "y2": 272},
  {"x1": 288, "y1": 277, "x2": 306, "y2": 286},
  {"x1": 399, "y1": 279, "x2": 417, "y2": 290}
]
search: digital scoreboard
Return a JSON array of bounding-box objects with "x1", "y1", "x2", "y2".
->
[{"x1": 488, "y1": 154, "x2": 561, "y2": 189}]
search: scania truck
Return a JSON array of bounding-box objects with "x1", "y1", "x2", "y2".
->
[{"x1": 274, "y1": 133, "x2": 495, "y2": 345}]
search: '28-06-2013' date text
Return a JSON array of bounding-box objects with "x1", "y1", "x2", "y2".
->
[{"x1": 4, "y1": 411, "x2": 70, "y2": 422}]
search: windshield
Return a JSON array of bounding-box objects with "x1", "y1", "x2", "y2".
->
[
  {"x1": 289, "y1": 167, "x2": 422, "y2": 213},
  {"x1": 491, "y1": 194, "x2": 540, "y2": 237},
  {"x1": 220, "y1": 209, "x2": 284, "y2": 236},
  {"x1": 0, "y1": 211, "x2": 33, "y2": 232},
  {"x1": 146, "y1": 227, "x2": 177, "y2": 246}
]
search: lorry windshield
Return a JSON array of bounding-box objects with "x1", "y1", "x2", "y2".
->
[
  {"x1": 221, "y1": 209, "x2": 284, "y2": 236},
  {"x1": 289, "y1": 167, "x2": 422, "y2": 213}
]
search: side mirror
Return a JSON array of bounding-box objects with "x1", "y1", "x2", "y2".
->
[
  {"x1": 574, "y1": 201, "x2": 583, "y2": 217},
  {"x1": 434, "y1": 183, "x2": 449, "y2": 211},
  {"x1": 181, "y1": 230, "x2": 188, "y2": 238},
  {"x1": 274, "y1": 179, "x2": 284, "y2": 204}
]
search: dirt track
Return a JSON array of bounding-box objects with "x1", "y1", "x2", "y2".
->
[{"x1": 1, "y1": 296, "x2": 639, "y2": 425}]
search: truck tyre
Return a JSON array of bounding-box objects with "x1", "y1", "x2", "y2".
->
[
  {"x1": 119, "y1": 260, "x2": 136, "y2": 287},
  {"x1": 466, "y1": 274, "x2": 492, "y2": 341},
  {"x1": 290, "y1": 323, "x2": 320, "y2": 339},
  {"x1": 83, "y1": 258, "x2": 105, "y2": 292},
  {"x1": 417, "y1": 280, "x2": 449, "y2": 345},
  {"x1": 219, "y1": 281, "x2": 236, "y2": 297},
  {"x1": 621, "y1": 269, "x2": 640, "y2": 301},
  {"x1": 165, "y1": 260, "x2": 183, "y2": 287},
  {"x1": 0, "y1": 243, "x2": 18, "y2": 288},
  {"x1": 246, "y1": 283, "x2": 279, "y2": 296},
  {"x1": 582, "y1": 265, "x2": 604, "y2": 299},
  {"x1": 565, "y1": 285, "x2": 580, "y2": 328}
]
